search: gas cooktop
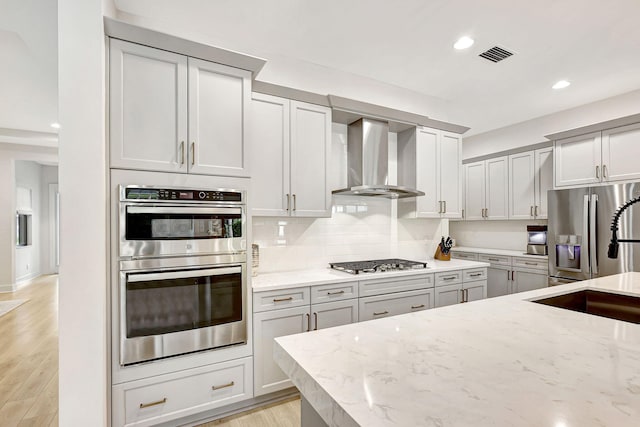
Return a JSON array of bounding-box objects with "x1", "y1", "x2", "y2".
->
[{"x1": 329, "y1": 258, "x2": 428, "y2": 275}]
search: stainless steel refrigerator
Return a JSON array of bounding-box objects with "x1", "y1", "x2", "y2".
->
[{"x1": 548, "y1": 182, "x2": 640, "y2": 285}]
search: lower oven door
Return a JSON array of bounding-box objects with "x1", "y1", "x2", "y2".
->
[{"x1": 120, "y1": 263, "x2": 247, "y2": 365}]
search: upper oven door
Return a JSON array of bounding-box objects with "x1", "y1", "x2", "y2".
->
[{"x1": 120, "y1": 204, "x2": 245, "y2": 258}]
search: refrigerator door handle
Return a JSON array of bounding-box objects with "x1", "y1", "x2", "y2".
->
[
  {"x1": 583, "y1": 195, "x2": 590, "y2": 275},
  {"x1": 590, "y1": 194, "x2": 598, "y2": 275}
]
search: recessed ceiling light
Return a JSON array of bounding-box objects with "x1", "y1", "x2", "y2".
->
[
  {"x1": 552, "y1": 80, "x2": 571, "y2": 90},
  {"x1": 454, "y1": 36, "x2": 474, "y2": 50},
  {"x1": 50, "y1": 122, "x2": 61, "y2": 129}
]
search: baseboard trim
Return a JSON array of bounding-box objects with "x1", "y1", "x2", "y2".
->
[{"x1": 0, "y1": 274, "x2": 43, "y2": 293}]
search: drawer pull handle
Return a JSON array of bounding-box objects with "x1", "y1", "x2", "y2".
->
[
  {"x1": 469, "y1": 273, "x2": 482, "y2": 277},
  {"x1": 140, "y1": 398, "x2": 167, "y2": 409},
  {"x1": 373, "y1": 310, "x2": 389, "y2": 316},
  {"x1": 488, "y1": 258, "x2": 500, "y2": 262},
  {"x1": 212, "y1": 381, "x2": 235, "y2": 391},
  {"x1": 327, "y1": 290, "x2": 345, "y2": 296},
  {"x1": 524, "y1": 262, "x2": 537, "y2": 266},
  {"x1": 273, "y1": 297, "x2": 293, "y2": 303},
  {"x1": 443, "y1": 276, "x2": 457, "y2": 280},
  {"x1": 411, "y1": 304, "x2": 425, "y2": 309}
]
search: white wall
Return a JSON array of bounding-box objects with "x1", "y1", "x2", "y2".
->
[
  {"x1": 14, "y1": 160, "x2": 42, "y2": 282},
  {"x1": 58, "y1": 0, "x2": 109, "y2": 425},
  {"x1": 0, "y1": 144, "x2": 57, "y2": 292},
  {"x1": 40, "y1": 165, "x2": 59, "y2": 274},
  {"x1": 462, "y1": 89, "x2": 640, "y2": 160}
]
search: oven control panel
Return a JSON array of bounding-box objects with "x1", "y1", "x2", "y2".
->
[{"x1": 123, "y1": 187, "x2": 242, "y2": 202}]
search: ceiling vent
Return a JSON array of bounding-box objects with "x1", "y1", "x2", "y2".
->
[{"x1": 479, "y1": 46, "x2": 514, "y2": 63}]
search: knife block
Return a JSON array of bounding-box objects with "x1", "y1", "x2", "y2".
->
[{"x1": 434, "y1": 245, "x2": 451, "y2": 261}]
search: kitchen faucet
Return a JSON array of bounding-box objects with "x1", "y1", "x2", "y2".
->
[{"x1": 607, "y1": 195, "x2": 640, "y2": 258}]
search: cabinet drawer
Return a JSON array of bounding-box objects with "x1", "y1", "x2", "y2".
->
[
  {"x1": 311, "y1": 282, "x2": 358, "y2": 304},
  {"x1": 478, "y1": 254, "x2": 511, "y2": 267},
  {"x1": 512, "y1": 257, "x2": 547, "y2": 271},
  {"x1": 434, "y1": 271, "x2": 462, "y2": 287},
  {"x1": 451, "y1": 251, "x2": 478, "y2": 261},
  {"x1": 359, "y1": 289, "x2": 432, "y2": 322},
  {"x1": 253, "y1": 287, "x2": 311, "y2": 312},
  {"x1": 463, "y1": 268, "x2": 487, "y2": 282},
  {"x1": 115, "y1": 357, "x2": 252, "y2": 427},
  {"x1": 359, "y1": 274, "x2": 433, "y2": 297}
]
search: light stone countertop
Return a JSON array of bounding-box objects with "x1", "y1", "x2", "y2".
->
[
  {"x1": 274, "y1": 272, "x2": 640, "y2": 427},
  {"x1": 451, "y1": 246, "x2": 548, "y2": 260},
  {"x1": 251, "y1": 259, "x2": 490, "y2": 292}
]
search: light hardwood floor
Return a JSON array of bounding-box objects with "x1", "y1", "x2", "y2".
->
[
  {"x1": 0, "y1": 275, "x2": 58, "y2": 427},
  {"x1": 197, "y1": 396, "x2": 301, "y2": 427}
]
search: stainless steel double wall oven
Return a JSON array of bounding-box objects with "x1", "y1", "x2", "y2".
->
[{"x1": 118, "y1": 185, "x2": 247, "y2": 365}]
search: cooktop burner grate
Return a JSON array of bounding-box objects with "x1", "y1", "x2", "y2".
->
[{"x1": 329, "y1": 258, "x2": 428, "y2": 274}]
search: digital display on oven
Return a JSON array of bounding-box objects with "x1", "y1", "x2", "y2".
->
[{"x1": 178, "y1": 191, "x2": 193, "y2": 200}]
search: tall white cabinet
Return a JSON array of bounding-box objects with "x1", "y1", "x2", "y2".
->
[
  {"x1": 110, "y1": 39, "x2": 251, "y2": 176},
  {"x1": 508, "y1": 147, "x2": 553, "y2": 219},
  {"x1": 250, "y1": 93, "x2": 332, "y2": 217},
  {"x1": 398, "y1": 126, "x2": 462, "y2": 218}
]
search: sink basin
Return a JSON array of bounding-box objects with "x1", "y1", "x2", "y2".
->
[{"x1": 532, "y1": 290, "x2": 640, "y2": 324}]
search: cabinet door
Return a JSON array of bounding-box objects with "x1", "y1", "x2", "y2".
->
[
  {"x1": 253, "y1": 306, "x2": 310, "y2": 396},
  {"x1": 534, "y1": 147, "x2": 553, "y2": 219},
  {"x1": 250, "y1": 93, "x2": 290, "y2": 216},
  {"x1": 463, "y1": 281, "x2": 487, "y2": 302},
  {"x1": 434, "y1": 283, "x2": 462, "y2": 308},
  {"x1": 485, "y1": 156, "x2": 509, "y2": 220},
  {"x1": 463, "y1": 162, "x2": 485, "y2": 220},
  {"x1": 512, "y1": 269, "x2": 548, "y2": 294},
  {"x1": 554, "y1": 132, "x2": 602, "y2": 187},
  {"x1": 188, "y1": 58, "x2": 251, "y2": 177},
  {"x1": 311, "y1": 299, "x2": 358, "y2": 330},
  {"x1": 109, "y1": 39, "x2": 187, "y2": 173},
  {"x1": 602, "y1": 123, "x2": 640, "y2": 183},
  {"x1": 415, "y1": 128, "x2": 440, "y2": 217},
  {"x1": 440, "y1": 132, "x2": 463, "y2": 218},
  {"x1": 508, "y1": 151, "x2": 535, "y2": 219},
  {"x1": 487, "y1": 266, "x2": 511, "y2": 298},
  {"x1": 289, "y1": 101, "x2": 332, "y2": 217}
]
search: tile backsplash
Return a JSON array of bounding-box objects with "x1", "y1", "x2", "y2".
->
[{"x1": 252, "y1": 195, "x2": 448, "y2": 273}]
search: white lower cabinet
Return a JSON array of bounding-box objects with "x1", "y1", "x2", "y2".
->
[
  {"x1": 434, "y1": 268, "x2": 487, "y2": 307},
  {"x1": 476, "y1": 253, "x2": 548, "y2": 297},
  {"x1": 359, "y1": 289, "x2": 432, "y2": 321},
  {"x1": 253, "y1": 284, "x2": 357, "y2": 397},
  {"x1": 253, "y1": 305, "x2": 310, "y2": 397},
  {"x1": 487, "y1": 266, "x2": 511, "y2": 298},
  {"x1": 112, "y1": 357, "x2": 252, "y2": 427},
  {"x1": 434, "y1": 283, "x2": 463, "y2": 307},
  {"x1": 512, "y1": 268, "x2": 548, "y2": 293}
]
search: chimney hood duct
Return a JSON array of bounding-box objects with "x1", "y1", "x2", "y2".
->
[{"x1": 332, "y1": 118, "x2": 425, "y2": 199}]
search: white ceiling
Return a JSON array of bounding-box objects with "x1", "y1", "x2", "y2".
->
[
  {"x1": 0, "y1": 0, "x2": 57, "y2": 135},
  {"x1": 3, "y1": 0, "x2": 640, "y2": 138}
]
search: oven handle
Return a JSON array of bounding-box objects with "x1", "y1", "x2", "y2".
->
[
  {"x1": 126, "y1": 206, "x2": 242, "y2": 215},
  {"x1": 127, "y1": 266, "x2": 242, "y2": 283}
]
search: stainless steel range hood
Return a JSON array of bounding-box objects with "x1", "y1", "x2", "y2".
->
[{"x1": 332, "y1": 118, "x2": 425, "y2": 199}]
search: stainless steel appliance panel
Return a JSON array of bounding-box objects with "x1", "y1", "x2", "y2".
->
[
  {"x1": 548, "y1": 187, "x2": 591, "y2": 281},
  {"x1": 591, "y1": 182, "x2": 640, "y2": 278}
]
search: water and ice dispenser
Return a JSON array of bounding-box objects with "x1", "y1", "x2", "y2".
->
[{"x1": 556, "y1": 234, "x2": 582, "y2": 271}]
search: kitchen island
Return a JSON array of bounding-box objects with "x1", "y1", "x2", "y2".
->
[{"x1": 274, "y1": 272, "x2": 640, "y2": 426}]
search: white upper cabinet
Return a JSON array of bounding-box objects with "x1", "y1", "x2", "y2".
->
[
  {"x1": 534, "y1": 147, "x2": 553, "y2": 219},
  {"x1": 554, "y1": 132, "x2": 602, "y2": 187},
  {"x1": 463, "y1": 156, "x2": 508, "y2": 220},
  {"x1": 398, "y1": 127, "x2": 462, "y2": 219},
  {"x1": 463, "y1": 161, "x2": 485, "y2": 220},
  {"x1": 188, "y1": 58, "x2": 251, "y2": 177},
  {"x1": 250, "y1": 94, "x2": 331, "y2": 217},
  {"x1": 508, "y1": 151, "x2": 535, "y2": 220},
  {"x1": 555, "y1": 123, "x2": 640, "y2": 188},
  {"x1": 110, "y1": 39, "x2": 188, "y2": 173},
  {"x1": 109, "y1": 39, "x2": 250, "y2": 176},
  {"x1": 601, "y1": 122, "x2": 640, "y2": 183}
]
